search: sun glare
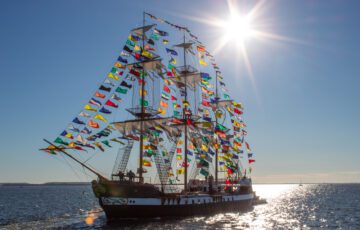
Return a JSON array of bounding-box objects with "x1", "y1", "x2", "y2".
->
[{"x1": 222, "y1": 14, "x2": 254, "y2": 45}]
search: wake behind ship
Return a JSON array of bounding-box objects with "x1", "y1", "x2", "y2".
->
[{"x1": 41, "y1": 12, "x2": 258, "y2": 219}]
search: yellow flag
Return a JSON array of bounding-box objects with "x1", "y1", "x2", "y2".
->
[
  {"x1": 107, "y1": 125, "x2": 115, "y2": 130},
  {"x1": 176, "y1": 168, "x2": 185, "y2": 175},
  {"x1": 94, "y1": 114, "x2": 108, "y2": 122},
  {"x1": 134, "y1": 45, "x2": 141, "y2": 51},
  {"x1": 84, "y1": 104, "x2": 97, "y2": 112},
  {"x1": 128, "y1": 34, "x2": 136, "y2": 42},
  {"x1": 108, "y1": 72, "x2": 119, "y2": 81},
  {"x1": 177, "y1": 140, "x2": 184, "y2": 146},
  {"x1": 164, "y1": 79, "x2": 172, "y2": 85},
  {"x1": 202, "y1": 122, "x2": 211, "y2": 128},
  {"x1": 199, "y1": 59, "x2": 207, "y2": 66},
  {"x1": 158, "y1": 108, "x2": 166, "y2": 115},
  {"x1": 139, "y1": 89, "x2": 148, "y2": 96},
  {"x1": 141, "y1": 50, "x2": 153, "y2": 58},
  {"x1": 114, "y1": 62, "x2": 124, "y2": 68},
  {"x1": 215, "y1": 111, "x2": 222, "y2": 119},
  {"x1": 233, "y1": 102, "x2": 243, "y2": 109},
  {"x1": 201, "y1": 144, "x2": 208, "y2": 152},
  {"x1": 143, "y1": 159, "x2": 152, "y2": 167},
  {"x1": 144, "y1": 145, "x2": 152, "y2": 150}
]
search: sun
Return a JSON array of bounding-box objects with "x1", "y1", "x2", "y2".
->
[{"x1": 222, "y1": 13, "x2": 254, "y2": 46}]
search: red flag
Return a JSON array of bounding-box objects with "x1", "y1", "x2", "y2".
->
[
  {"x1": 176, "y1": 148, "x2": 182, "y2": 153},
  {"x1": 171, "y1": 95, "x2": 177, "y2": 101},
  {"x1": 245, "y1": 142, "x2": 251, "y2": 151},
  {"x1": 222, "y1": 145, "x2": 230, "y2": 151},
  {"x1": 163, "y1": 85, "x2": 170, "y2": 93},
  {"x1": 135, "y1": 53, "x2": 141, "y2": 60},
  {"x1": 105, "y1": 100, "x2": 118, "y2": 108},
  {"x1": 215, "y1": 130, "x2": 226, "y2": 138},
  {"x1": 74, "y1": 146, "x2": 86, "y2": 151},
  {"x1": 202, "y1": 100, "x2": 210, "y2": 107},
  {"x1": 227, "y1": 168, "x2": 234, "y2": 175},
  {"x1": 186, "y1": 119, "x2": 192, "y2": 125},
  {"x1": 234, "y1": 108, "x2": 243, "y2": 115},
  {"x1": 171, "y1": 118, "x2": 182, "y2": 124},
  {"x1": 248, "y1": 159, "x2": 256, "y2": 164},
  {"x1": 197, "y1": 45, "x2": 205, "y2": 52},
  {"x1": 166, "y1": 71, "x2": 173, "y2": 77},
  {"x1": 130, "y1": 69, "x2": 140, "y2": 77}
]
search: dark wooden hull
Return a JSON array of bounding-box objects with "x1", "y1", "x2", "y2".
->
[
  {"x1": 100, "y1": 197, "x2": 253, "y2": 219},
  {"x1": 92, "y1": 180, "x2": 255, "y2": 219}
]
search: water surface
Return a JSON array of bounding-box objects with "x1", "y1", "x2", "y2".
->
[{"x1": 0, "y1": 184, "x2": 359, "y2": 229}]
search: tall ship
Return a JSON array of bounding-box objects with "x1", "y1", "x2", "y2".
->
[{"x1": 41, "y1": 12, "x2": 258, "y2": 219}]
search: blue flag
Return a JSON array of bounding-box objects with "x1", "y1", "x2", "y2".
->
[
  {"x1": 166, "y1": 48, "x2": 178, "y2": 56},
  {"x1": 73, "y1": 117, "x2": 85, "y2": 125},
  {"x1": 100, "y1": 107, "x2": 112, "y2": 114}
]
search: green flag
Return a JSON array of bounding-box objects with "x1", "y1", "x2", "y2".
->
[
  {"x1": 216, "y1": 124, "x2": 228, "y2": 131},
  {"x1": 126, "y1": 39, "x2": 135, "y2": 47},
  {"x1": 101, "y1": 140, "x2": 112, "y2": 147},
  {"x1": 116, "y1": 87, "x2": 128, "y2": 94},
  {"x1": 200, "y1": 159, "x2": 209, "y2": 167},
  {"x1": 167, "y1": 63, "x2": 175, "y2": 70},
  {"x1": 54, "y1": 137, "x2": 68, "y2": 146},
  {"x1": 151, "y1": 33, "x2": 159, "y2": 41},
  {"x1": 110, "y1": 67, "x2": 117, "y2": 74},
  {"x1": 139, "y1": 99, "x2": 149, "y2": 106},
  {"x1": 200, "y1": 168, "x2": 209, "y2": 177}
]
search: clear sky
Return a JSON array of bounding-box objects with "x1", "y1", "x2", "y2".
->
[{"x1": 0, "y1": 0, "x2": 359, "y2": 183}]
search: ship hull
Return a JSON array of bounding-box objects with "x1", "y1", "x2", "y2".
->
[{"x1": 99, "y1": 193, "x2": 254, "y2": 219}]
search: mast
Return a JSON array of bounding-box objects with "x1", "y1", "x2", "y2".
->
[
  {"x1": 183, "y1": 31, "x2": 188, "y2": 192},
  {"x1": 215, "y1": 71, "x2": 219, "y2": 185},
  {"x1": 43, "y1": 139, "x2": 108, "y2": 181},
  {"x1": 138, "y1": 11, "x2": 146, "y2": 183}
]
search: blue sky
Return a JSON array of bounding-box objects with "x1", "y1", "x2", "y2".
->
[{"x1": 0, "y1": 0, "x2": 359, "y2": 183}]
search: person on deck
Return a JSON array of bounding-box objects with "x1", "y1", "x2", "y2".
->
[
  {"x1": 208, "y1": 174, "x2": 214, "y2": 193},
  {"x1": 118, "y1": 171, "x2": 124, "y2": 181},
  {"x1": 128, "y1": 170, "x2": 135, "y2": 182}
]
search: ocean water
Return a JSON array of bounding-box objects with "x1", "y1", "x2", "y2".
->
[{"x1": 0, "y1": 184, "x2": 359, "y2": 229}]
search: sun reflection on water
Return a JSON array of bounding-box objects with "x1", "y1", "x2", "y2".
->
[
  {"x1": 203, "y1": 184, "x2": 307, "y2": 229},
  {"x1": 253, "y1": 184, "x2": 298, "y2": 200}
]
